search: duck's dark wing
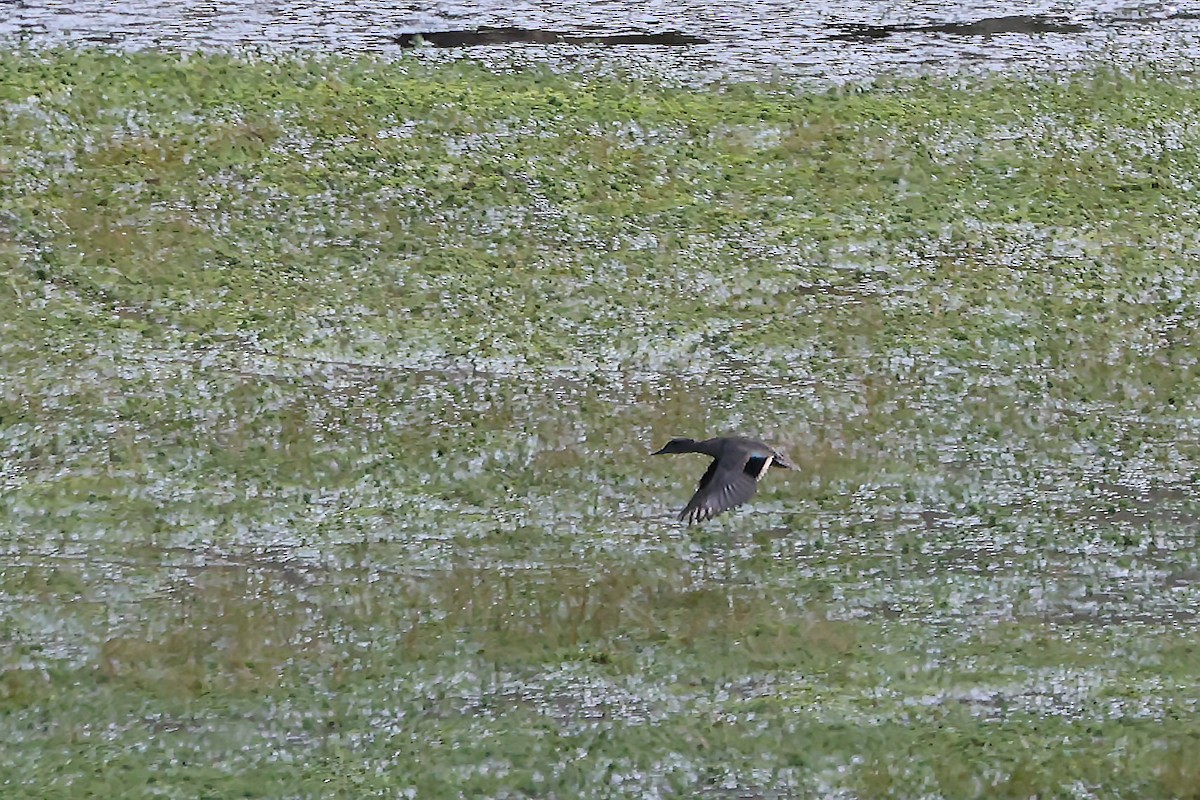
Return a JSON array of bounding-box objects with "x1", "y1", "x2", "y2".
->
[{"x1": 679, "y1": 457, "x2": 760, "y2": 524}]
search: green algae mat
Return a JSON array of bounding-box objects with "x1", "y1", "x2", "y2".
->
[{"x1": 2, "y1": 49, "x2": 1200, "y2": 798}]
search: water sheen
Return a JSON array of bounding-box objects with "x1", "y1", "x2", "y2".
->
[{"x1": 2, "y1": 0, "x2": 1199, "y2": 81}]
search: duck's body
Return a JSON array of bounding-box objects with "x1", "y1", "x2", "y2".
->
[{"x1": 653, "y1": 436, "x2": 794, "y2": 524}]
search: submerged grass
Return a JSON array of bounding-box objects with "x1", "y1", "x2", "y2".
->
[{"x1": 2, "y1": 48, "x2": 1200, "y2": 797}]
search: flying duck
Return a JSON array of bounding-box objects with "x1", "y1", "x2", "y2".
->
[{"x1": 653, "y1": 436, "x2": 794, "y2": 523}]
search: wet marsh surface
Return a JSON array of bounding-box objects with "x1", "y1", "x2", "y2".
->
[{"x1": 2, "y1": 49, "x2": 1200, "y2": 796}]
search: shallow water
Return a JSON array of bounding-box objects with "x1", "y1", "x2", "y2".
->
[{"x1": 3, "y1": 0, "x2": 1200, "y2": 82}]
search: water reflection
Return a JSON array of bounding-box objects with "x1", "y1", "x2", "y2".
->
[{"x1": 2, "y1": 0, "x2": 1199, "y2": 81}]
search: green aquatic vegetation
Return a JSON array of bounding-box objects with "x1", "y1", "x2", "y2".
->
[{"x1": 2, "y1": 48, "x2": 1200, "y2": 797}]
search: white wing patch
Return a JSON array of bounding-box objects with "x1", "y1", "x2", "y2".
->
[{"x1": 753, "y1": 455, "x2": 774, "y2": 480}]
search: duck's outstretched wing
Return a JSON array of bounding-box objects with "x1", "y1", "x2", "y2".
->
[{"x1": 679, "y1": 458, "x2": 761, "y2": 524}]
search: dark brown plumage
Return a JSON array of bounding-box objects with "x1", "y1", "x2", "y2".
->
[{"x1": 652, "y1": 436, "x2": 794, "y2": 523}]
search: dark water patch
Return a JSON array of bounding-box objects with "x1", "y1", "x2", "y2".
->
[
  {"x1": 1083, "y1": 482, "x2": 1200, "y2": 528},
  {"x1": 395, "y1": 27, "x2": 709, "y2": 49},
  {"x1": 831, "y1": 15, "x2": 1088, "y2": 41}
]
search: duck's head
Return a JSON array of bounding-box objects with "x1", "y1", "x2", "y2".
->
[
  {"x1": 652, "y1": 437, "x2": 699, "y2": 455},
  {"x1": 770, "y1": 449, "x2": 797, "y2": 470}
]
